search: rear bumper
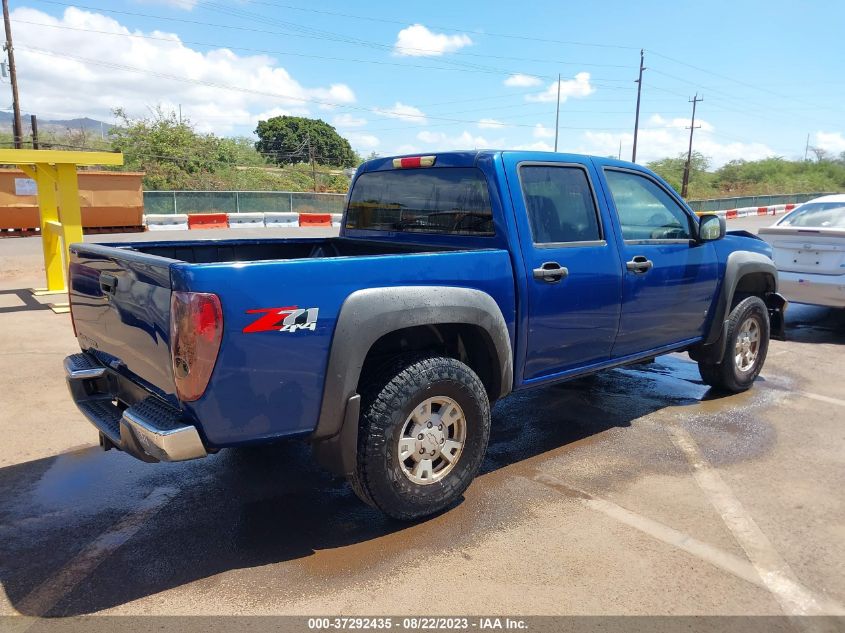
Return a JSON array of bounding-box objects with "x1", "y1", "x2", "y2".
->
[
  {"x1": 64, "y1": 353, "x2": 207, "y2": 462},
  {"x1": 778, "y1": 271, "x2": 845, "y2": 308}
]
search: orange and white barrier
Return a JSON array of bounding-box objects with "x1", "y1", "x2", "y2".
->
[{"x1": 697, "y1": 204, "x2": 796, "y2": 220}]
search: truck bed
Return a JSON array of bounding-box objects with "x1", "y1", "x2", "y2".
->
[{"x1": 118, "y1": 237, "x2": 455, "y2": 264}]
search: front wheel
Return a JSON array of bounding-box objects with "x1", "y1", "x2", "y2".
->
[
  {"x1": 698, "y1": 295, "x2": 770, "y2": 393},
  {"x1": 349, "y1": 355, "x2": 491, "y2": 520}
]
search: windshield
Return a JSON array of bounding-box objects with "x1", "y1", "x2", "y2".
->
[
  {"x1": 777, "y1": 201, "x2": 845, "y2": 229},
  {"x1": 345, "y1": 167, "x2": 494, "y2": 236}
]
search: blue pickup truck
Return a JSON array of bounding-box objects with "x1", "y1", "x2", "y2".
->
[{"x1": 65, "y1": 151, "x2": 786, "y2": 519}]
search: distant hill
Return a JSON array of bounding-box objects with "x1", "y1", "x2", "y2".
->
[{"x1": 0, "y1": 111, "x2": 112, "y2": 135}]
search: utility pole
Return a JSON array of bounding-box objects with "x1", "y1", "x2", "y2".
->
[
  {"x1": 307, "y1": 135, "x2": 317, "y2": 192},
  {"x1": 681, "y1": 93, "x2": 703, "y2": 199},
  {"x1": 618, "y1": 139, "x2": 622, "y2": 160},
  {"x1": 30, "y1": 113, "x2": 38, "y2": 149},
  {"x1": 631, "y1": 49, "x2": 646, "y2": 163},
  {"x1": 804, "y1": 133, "x2": 810, "y2": 161},
  {"x1": 178, "y1": 104, "x2": 182, "y2": 124},
  {"x1": 553, "y1": 73, "x2": 561, "y2": 152},
  {"x1": 2, "y1": 0, "x2": 23, "y2": 149}
]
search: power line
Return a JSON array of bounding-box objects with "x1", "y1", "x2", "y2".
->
[{"x1": 16, "y1": 45, "x2": 635, "y2": 132}]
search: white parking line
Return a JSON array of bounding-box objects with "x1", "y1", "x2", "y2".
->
[
  {"x1": 793, "y1": 390, "x2": 845, "y2": 408},
  {"x1": 13, "y1": 486, "x2": 178, "y2": 618},
  {"x1": 666, "y1": 425, "x2": 844, "y2": 616},
  {"x1": 531, "y1": 473, "x2": 845, "y2": 616}
]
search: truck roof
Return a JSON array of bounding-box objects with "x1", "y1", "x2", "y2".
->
[{"x1": 358, "y1": 150, "x2": 637, "y2": 173}]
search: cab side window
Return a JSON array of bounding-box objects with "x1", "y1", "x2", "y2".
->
[
  {"x1": 520, "y1": 165, "x2": 601, "y2": 244},
  {"x1": 604, "y1": 169, "x2": 693, "y2": 241}
]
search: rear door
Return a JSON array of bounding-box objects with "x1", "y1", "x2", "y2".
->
[
  {"x1": 599, "y1": 166, "x2": 719, "y2": 357},
  {"x1": 504, "y1": 156, "x2": 623, "y2": 382},
  {"x1": 69, "y1": 244, "x2": 177, "y2": 395}
]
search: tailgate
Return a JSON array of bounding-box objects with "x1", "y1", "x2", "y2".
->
[{"x1": 69, "y1": 243, "x2": 178, "y2": 396}]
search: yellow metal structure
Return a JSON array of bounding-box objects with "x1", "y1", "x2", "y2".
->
[{"x1": 0, "y1": 150, "x2": 123, "y2": 311}]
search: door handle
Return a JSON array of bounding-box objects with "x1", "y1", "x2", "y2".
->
[
  {"x1": 626, "y1": 256, "x2": 653, "y2": 274},
  {"x1": 532, "y1": 262, "x2": 569, "y2": 283},
  {"x1": 99, "y1": 272, "x2": 118, "y2": 294}
]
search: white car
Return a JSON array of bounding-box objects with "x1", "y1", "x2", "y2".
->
[{"x1": 759, "y1": 194, "x2": 845, "y2": 308}]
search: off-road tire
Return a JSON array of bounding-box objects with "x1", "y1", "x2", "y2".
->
[
  {"x1": 698, "y1": 296, "x2": 770, "y2": 393},
  {"x1": 348, "y1": 355, "x2": 491, "y2": 520}
]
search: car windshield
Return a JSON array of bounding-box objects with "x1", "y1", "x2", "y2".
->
[
  {"x1": 345, "y1": 167, "x2": 494, "y2": 236},
  {"x1": 778, "y1": 201, "x2": 845, "y2": 228}
]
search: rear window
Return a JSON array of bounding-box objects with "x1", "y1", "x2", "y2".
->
[
  {"x1": 345, "y1": 167, "x2": 494, "y2": 236},
  {"x1": 778, "y1": 202, "x2": 845, "y2": 229}
]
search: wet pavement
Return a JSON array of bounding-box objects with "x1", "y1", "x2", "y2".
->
[{"x1": 1, "y1": 218, "x2": 844, "y2": 617}]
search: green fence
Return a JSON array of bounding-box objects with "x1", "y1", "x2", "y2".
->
[
  {"x1": 687, "y1": 192, "x2": 835, "y2": 212},
  {"x1": 144, "y1": 191, "x2": 347, "y2": 215}
]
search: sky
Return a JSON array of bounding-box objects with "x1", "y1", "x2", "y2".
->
[{"x1": 4, "y1": 0, "x2": 845, "y2": 167}]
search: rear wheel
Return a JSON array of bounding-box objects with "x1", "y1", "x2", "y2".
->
[
  {"x1": 698, "y1": 295, "x2": 770, "y2": 393},
  {"x1": 349, "y1": 355, "x2": 491, "y2": 520}
]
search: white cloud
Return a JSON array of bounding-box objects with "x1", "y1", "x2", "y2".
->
[
  {"x1": 526, "y1": 72, "x2": 594, "y2": 103},
  {"x1": 511, "y1": 141, "x2": 554, "y2": 152},
  {"x1": 393, "y1": 24, "x2": 472, "y2": 57},
  {"x1": 333, "y1": 113, "x2": 367, "y2": 128},
  {"x1": 374, "y1": 102, "x2": 427, "y2": 124},
  {"x1": 815, "y1": 131, "x2": 845, "y2": 153},
  {"x1": 533, "y1": 124, "x2": 556, "y2": 139},
  {"x1": 576, "y1": 114, "x2": 776, "y2": 167},
  {"x1": 478, "y1": 118, "x2": 506, "y2": 129},
  {"x1": 504, "y1": 74, "x2": 542, "y2": 87},
  {"x1": 345, "y1": 132, "x2": 380, "y2": 150},
  {"x1": 413, "y1": 129, "x2": 502, "y2": 150},
  {"x1": 10, "y1": 7, "x2": 356, "y2": 135}
]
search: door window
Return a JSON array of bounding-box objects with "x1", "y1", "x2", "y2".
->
[
  {"x1": 519, "y1": 165, "x2": 601, "y2": 244},
  {"x1": 604, "y1": 170, "x2": 693, "y2": 241}
]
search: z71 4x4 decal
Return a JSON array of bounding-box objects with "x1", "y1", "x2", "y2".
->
[{"x1": 243, "y1": 306, "x2": 319, "y2": 333}]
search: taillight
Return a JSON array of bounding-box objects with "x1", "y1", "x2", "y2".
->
[{"x1": 170, "y1": 291, "x2": 223, "y2": 402}]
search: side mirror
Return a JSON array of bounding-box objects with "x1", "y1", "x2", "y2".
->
[{"x1": 698, "y1": 214, "x2": 726, "y2": 242}]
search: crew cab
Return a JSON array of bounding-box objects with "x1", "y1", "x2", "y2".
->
[{"x1": 64, "y1": 151, "x2": 786, "y2": 519}]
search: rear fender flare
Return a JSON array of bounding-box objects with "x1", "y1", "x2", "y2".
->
[{"x1": 313, "y1": 286, "x2": 513, "y2": 443}]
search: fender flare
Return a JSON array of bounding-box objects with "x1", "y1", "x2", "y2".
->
[
  {"x1": 692, "y1": 251, "x2": 781, "y2": 363},
  {"x1": 311, "y1": 286, "x2": 513, "y2": 475}
]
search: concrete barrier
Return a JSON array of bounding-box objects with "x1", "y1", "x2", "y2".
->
[
  {"x1": 299, "y1": 212, "x2": 332, "y2": 227},
  {"x1": 265, "y1": 212, "x2": 299, "y2": 228},
  {"x1": 331, "y1": 213, "x2": 343, "y2": 228},
  {"x1": 228, "y1": 212, "x2": 265, "y2": 229},
  {"x1": 145, "y1": 213, "x2": 189, "y2": 231},
  {"x1": 188, "y1": 213, "x2": 229, "y2": 229}
]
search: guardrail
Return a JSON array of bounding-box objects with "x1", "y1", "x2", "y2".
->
[{"x1": 695, "y1": 203, "x2": 796, "y2": 220}]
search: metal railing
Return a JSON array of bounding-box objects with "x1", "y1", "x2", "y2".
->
[
  {"x1": 687, "y1": 192, "x2": 836, "y2": 212},
  {"x1": 144, "y1": 190, "x2": 347, "y2": 215}
]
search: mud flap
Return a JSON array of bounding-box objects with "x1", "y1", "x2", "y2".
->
[{"x1": 312, "y1": 394, "x2": 361, "y2": 476}]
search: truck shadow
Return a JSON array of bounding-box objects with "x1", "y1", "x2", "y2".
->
[{"x1": 0, "y1": 356, "x2": 724, "y2": 616}]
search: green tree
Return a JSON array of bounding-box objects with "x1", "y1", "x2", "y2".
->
[
  {"x1": 647, "y1": 151, "x2": 711, "y2": 194},
  {"x1": 255, "y1": 116, "x2": 357, "y2": 168},
  {"x1": 110, "y1": 107, "x2": 241, "y2": 189}
]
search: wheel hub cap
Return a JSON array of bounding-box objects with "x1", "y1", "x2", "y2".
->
[
  {"x1": 734, "y1": 317, "x2": 760, "y2": 372},
  {"x1": 398, "y1": 396, "x2": 466, "y2": 485}
]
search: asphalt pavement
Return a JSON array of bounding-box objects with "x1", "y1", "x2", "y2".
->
[{"x1": 0, "y1": 213, "x2": 843, "y2": 619}]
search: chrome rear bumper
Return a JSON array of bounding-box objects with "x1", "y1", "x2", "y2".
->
[{"x1": 64, "y1": 353, "x2": 207, "y2": 462}]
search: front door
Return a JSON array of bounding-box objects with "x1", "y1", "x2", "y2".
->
[
  {"x1": 506, "y1": 159, "x2": 623, "y2": 383},
  {"x1": 601, "y1": 167, "x2": 719, "y2": 357}
]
